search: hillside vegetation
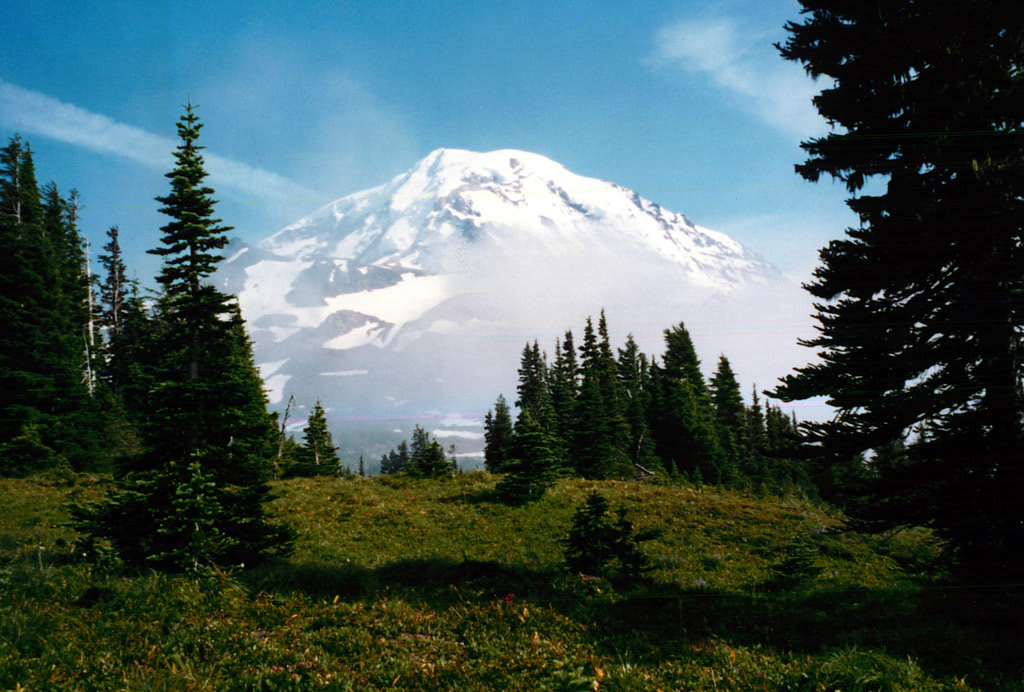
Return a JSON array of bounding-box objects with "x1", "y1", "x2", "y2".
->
[{"x1": 2, "y1": 471, "x2": 1019, "y2": 690}]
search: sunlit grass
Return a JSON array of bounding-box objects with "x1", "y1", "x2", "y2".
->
[{"x1": 0, "y1": 471, "x2": 1017, "y2": 690}]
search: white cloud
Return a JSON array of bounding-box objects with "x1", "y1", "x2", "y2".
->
[
  {"x1": 0, "y1": 78, "x2": 316, "y2": 201},
  {"x1": 653, "y1": 17, "x2": 829, "y2": 140}
]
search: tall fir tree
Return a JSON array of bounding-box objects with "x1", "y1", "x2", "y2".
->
[
  {"x1": 709, "y1": 355, "x2": 746, "y2": 483},
  {"x1": 406, "y1": 425, "x2": 450, "y2": 478},
  {"x1": 595, "y1": 311, "x2": 632, "y2": 473},
  {"x1": 616, "y1": 334, "x2": 659, "y2": 474},
  {"x1": 745, "y1": 386, "x2": 768, "y2": 485},
  {"x1": 483, "y1": 394, "x2": 515, "y2": 473},
  {"x1": 0, "y1": 138, "x2": 100, "y2": 473},
  {"x1": 573, "y1": 317, "x2": 610, "y2": 477},
  {"x1": 548, "y1": 331, "x2": 580, "y2": 455},
  {"x1": 648, "y1": 323, "x2": 720, "y2": 481},
  {"x1": 97, "y1": 225, "x2": 128, "y2": 345},
  {"x1": 0, "y1": 136, "x2": 49, "y2": 456},
  {"x1": 515, "y1": 341, "x2": 555, "y2": 430},
  {"x1": 77, "y1": 105, "x2": 290, "y2": 570},
  {"x1": 291, "y1": 399, "x2": 339, "y2": 477},
  {"x1": 771, "y1": 1, "x2": 1024, "y2": 579},
  {"x1": 496, "y1": 410, "x2": 560, "y2": 504}
]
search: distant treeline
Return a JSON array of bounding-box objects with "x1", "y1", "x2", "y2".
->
[{"x1": 474, "y1": 311, "x2": 808, "y2": 503}]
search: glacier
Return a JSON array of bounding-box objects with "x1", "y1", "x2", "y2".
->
[{"x1": 217, "y1": 148, "x2": 811, "y2": 469}]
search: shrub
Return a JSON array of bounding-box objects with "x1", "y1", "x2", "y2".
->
[{"x1": 563, "y1": 491, "x2": 660, "y2": 583}]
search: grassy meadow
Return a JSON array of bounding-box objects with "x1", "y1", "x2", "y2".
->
[{"x1": 1, "y1": 471, "x2": 1020, "y2": 690}]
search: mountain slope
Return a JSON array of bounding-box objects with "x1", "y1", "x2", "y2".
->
[{"x1": 217, "y1": 148, "x2": 807, "y2": 465}]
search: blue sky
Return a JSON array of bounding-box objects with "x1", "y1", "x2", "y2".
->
[{"x1": 2, "y1": 0, "x2": 854, "y2": 288}]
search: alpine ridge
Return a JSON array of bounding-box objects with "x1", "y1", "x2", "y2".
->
[{"x1": 216, "y1": 148, "x2": 806, "y2": 467}]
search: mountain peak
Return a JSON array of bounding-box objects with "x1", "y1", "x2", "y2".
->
[
  {"x1": 217, "y1": 149, "x2": 798, "y2": 448},
  {"x1": 259, "y1": 147, "x2": 774, "y2": 286}
]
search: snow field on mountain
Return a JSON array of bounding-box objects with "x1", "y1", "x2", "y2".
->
[{"x1": 219, "y1": 147, "x2": 822, "y2": 459}]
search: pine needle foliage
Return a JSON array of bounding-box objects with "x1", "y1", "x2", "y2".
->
[
  {"x1": 771, "y1": 0, "x2": 1024, "y2": 580},
  {"x1": 563, "y1": 491, "x2": 659, "y2": 582},
  {"x1": 76, "y1": 105, "x2": 291, "y2": 571},
  {"x1": 289, "y1": 399, "x2": 340, "y2": 477}
]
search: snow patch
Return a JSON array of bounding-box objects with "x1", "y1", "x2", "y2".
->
[
  {"x1": 432, "y1": 429, "x2": 484, "y2": 440},
  {"x1": 264, "y1": 374, "x2": 290, "y2": 404},
  {"x1": 258, "y1": 359, "x2": 289, "y2": 378}
]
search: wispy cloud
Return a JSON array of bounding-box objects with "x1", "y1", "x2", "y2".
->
[
  {"x1": 0, "y1": 78, "x2": 316, "y2": 201},
  {"x1": 652, "y1": 17, "x2": 828, "y2": 140}
]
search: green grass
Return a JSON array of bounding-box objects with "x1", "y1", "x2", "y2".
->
[{"x1": 1, "y1": 471, "x2": 1019, "y2": 690}]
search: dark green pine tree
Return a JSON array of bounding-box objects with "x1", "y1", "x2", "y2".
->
[
  {"x1": 407, "y1": 425, "x2": 450, "y2": 478},
  {"x1": 563, "y1": 491, "x2": 658, "y2": 582},
  {"x1": 291, "y1": 399, "x2": 340, "y2": 476},
  {"x1": 595, "y1": 311, "x2": 632, "y2": 472},
  {"x1": 78, "y1": 105, "x2": 291, "y2": 570},
  {"x1": 495, "y1": 410, "x2": 560, "y2": 504},
  {"x1": 573, "y1": 317, "x2": 613, "y2": 477},
  {"x1": 0, "y1": 138, "x2": 101, "y2": 473},
  {"x1": 761, "y1": 401, "x2": 807, "y2": 493},
  {"x1": 97, "y1": 223, "x2": 156, "y2": 440},
  {"x1": 0, "y1": 136, "x2": 49, "y2": 462},
  {"x1": 709, "y1": 355, "x2": 746, "y2": 484},
  {"x1": 97, "y1": 226, "x2": 128, "y2": 347},
  {"x1": 772, "y1": 1, "x2": 1024, "y2": 579},
  {"x1": 515, "y1": 341, "x2": 555, "y2": 430},
  {"x1": 616, "y1": 334, "x2": 659, "y2": 475},
  {"x1": 745, "y1": 386, "x2": 769, "y2": 486},
  {"x1": 40, "y1": 183, "x2": 87, "y2": 376},
  {"x1": 37, "y1": 182, "x2": 110, "y2": 470},
  {"x1": 648, "y1": 322, "x2": 721, "y2": 482},
  {"x1": 570, "y1": 315, "x2": 633, "y2": 478},
  {"x1": 381, "y1": 441, "x2": 410, "y2": 475},
  {"x1": 483, "y1": 393, "x2": 515, "y2": 473},
  {"x1": 548, "y1": 331, "x2": 580, "y2": 456}
]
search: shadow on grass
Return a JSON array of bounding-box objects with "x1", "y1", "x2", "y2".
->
[
  {"x1": 436, "y1": 487, "x2": 503, "y2": 505},
  {"x1": 246, "y1": 557, "x2": 560, "y2": 606},
  {"x1": 600, "y1": 580, "x2": 1023, "y2": 686},
  {"x1": 245, "y1": 555, "x2": 1023, "y2": 686}
]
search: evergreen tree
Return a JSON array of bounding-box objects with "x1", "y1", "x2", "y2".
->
[
  {"x1": 495, "y1": 410, "x2": 560, "y2": 504},
  {"x1": 515, "y1": 341, "x2": 554, "y2": 430},
  {"x1": 291, "y1": 399, "x2": 339, "y2": 476},
  {"x1": 101, "y1": 277, "x2": 153, "y2": 404},
  {"x1": 381, "y1": 440, "x2": 410, "y2": 475},
  {"x1": 572, "y1": 315, "x2": 631, "y2": 478},
  {"x1": 405, "y1": 425, "x2": 450, "y2": 477},
  {"x1": 772, "y1": 1, "x2": 1024, "y2": 579},
  {"x1": 77, "y1": 105, "x2": 291, "y2": 570},
  {"x1": 709, "y1": 355, "x2": 746, "y2": 483},
  {"x1": 617, "y1": 334, "x2": 659, "y2": 475},
  {"x1": 548, "y1": 331, "x2": 580, "y2": 454},
  {"x1": 418, "y1": 438, "x2": 450, "y2": 477},
  {"x1": 573, "y1": 318, "x2": 608, "y2": 477},
  {"x1": 595, "y1": 311, "x2": 632, "y2": 471},
  {"x1": 97, "y1": 225, "x2": 128, "y2": 346},
  {"x1": 745, "y1": 386, "x2": 768, "y2": 485},
  {"x1": 648, "y1": 323, "x2": 720, "y2": 481},
  {"x1": 483, "y1": 394, "x2": 515, "y2": 473},
  {"x1": 0, "y1": 136, "x2": 50, "y2": 456},
  {"x1": 0, "y1": 138, "x2": 100, "y2": 473},
  {"x1": 563, "y1": 491, "x2": 659, "y2": 582}
]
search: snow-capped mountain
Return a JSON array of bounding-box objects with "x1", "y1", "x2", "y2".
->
[{"x1": 217, "y1": 148, "x2": 806, "y2": 467}]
